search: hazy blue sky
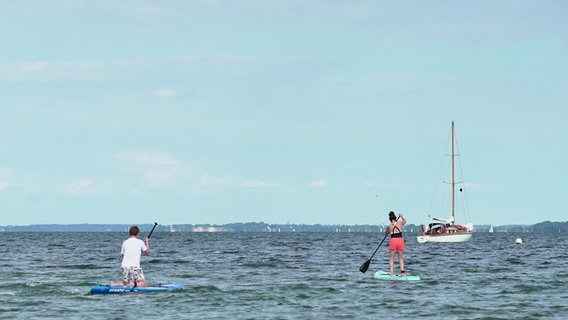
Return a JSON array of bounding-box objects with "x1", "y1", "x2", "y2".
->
[{"x1": 1, "y1": 1, "x2": 566, "y2": 227}]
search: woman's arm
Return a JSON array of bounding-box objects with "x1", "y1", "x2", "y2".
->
[{"x1": 399, "y1": 214, "x2": 406, "y2": 225}]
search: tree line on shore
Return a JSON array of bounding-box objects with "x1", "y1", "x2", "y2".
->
[{"x1": 1, "y1": 221, "x2": 567, "y2": 233}]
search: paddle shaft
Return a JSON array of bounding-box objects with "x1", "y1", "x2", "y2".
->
[
  {"x1": 147, "y1": 222, "x2": 158, "y2": 239},
  {"x1": 367, "y1": 232, "x2": 389, "y2": 263}
]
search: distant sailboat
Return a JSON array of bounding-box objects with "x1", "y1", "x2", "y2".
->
[
  {"x1": 417, "y1": 121, "x2": 474, "y2": 243},
  {"x1": 489, "y1": 225, "x2": 494, "y2": 233}
]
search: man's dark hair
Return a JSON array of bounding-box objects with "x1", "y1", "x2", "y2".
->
[{"x1": 129, "y1": 226, "x2": 140, "y2": 236}]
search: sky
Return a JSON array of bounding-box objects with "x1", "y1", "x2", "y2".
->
[{"x1": 1, "y1": 0, "x2": 567, "y2": 227}]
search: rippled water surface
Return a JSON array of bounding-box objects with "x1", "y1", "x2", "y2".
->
[{"x1": 1, "y1": 232, "x2": 567, "y2": 319}]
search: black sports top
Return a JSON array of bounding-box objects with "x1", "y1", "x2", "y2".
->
[{"x1": 390, "y1": 225, "x2": 403, "y2": 238}]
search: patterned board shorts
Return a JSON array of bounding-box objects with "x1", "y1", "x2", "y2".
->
[{"x1": 121, "y1": 266, "x2": 146, "y2": 283}]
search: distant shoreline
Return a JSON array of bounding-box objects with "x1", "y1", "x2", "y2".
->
[{"x1": 1, "y1": 221, "x2": 566, "y2": 233}]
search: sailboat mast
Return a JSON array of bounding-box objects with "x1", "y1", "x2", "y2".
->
[{"x1": 451, "y1": 121, "x2": 455, "y2": 227}]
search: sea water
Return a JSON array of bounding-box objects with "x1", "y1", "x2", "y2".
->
[{"x1": 1, "y1": 232, "x2": 567, "y2": 319}]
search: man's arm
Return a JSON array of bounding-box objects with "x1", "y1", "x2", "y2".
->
[{"x1": 143, "y1": 238, "x2": 150, "y2": 255}]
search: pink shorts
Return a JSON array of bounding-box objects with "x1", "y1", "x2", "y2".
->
[{"x1": 389, "y1": 237, "x2": 405, "y2": 251}]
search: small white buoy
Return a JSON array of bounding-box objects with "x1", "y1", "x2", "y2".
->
[{"x1": 515, "y1": 238, "x2": 522, "y2": 244}]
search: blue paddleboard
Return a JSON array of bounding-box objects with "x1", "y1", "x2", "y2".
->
[
  {"x1": 374, "y1": 270, "x2": 420, "y2": 281},
  {"x1": 90, "y1": 282, "x2": 183, "y2": 294}
]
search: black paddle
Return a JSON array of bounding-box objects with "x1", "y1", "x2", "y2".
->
[
  {"x1": 359, "y1": 216, "x2": 400, "y2": 273},
  {"x1": 147, "y1": 222, "x2": 158, "y2": 239}
]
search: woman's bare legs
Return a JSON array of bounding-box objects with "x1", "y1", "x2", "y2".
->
[
  {"x1": 398, "y1": 251, "x2": 404, "y2": 274},
  {"x1": 389, "y1": 250, "x2": 396, "y2": 276}
]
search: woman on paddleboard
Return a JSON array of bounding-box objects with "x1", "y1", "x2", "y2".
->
[
  {"x1": 110, "y1": 226, "x2": 150, "y2": 287},
  {"x1": 385, "y1": 211, "x2": 406, "y2": 276}
]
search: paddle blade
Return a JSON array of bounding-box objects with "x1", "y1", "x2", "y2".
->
[{"x1": 359, "y1": 259, "x2": 371, "y2": 273}]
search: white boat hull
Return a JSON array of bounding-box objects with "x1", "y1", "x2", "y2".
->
[{"x1": 417, "y1": 232, "x2": 472, "y2": 243}]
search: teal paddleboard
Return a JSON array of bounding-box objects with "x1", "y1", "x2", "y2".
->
[{"x1": 374, "y1": 270, "x2": 420, "y2": 281}]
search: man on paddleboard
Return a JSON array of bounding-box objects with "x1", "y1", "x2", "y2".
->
[
  {"x1": 385, "y1": 211, "x2": 406, "y2": 276},
  {"x1": 110, "y1": 226, "x2": 150, "y2": 287}
]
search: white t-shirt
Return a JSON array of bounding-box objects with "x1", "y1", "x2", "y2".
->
[{"x1": 120, "y1": 237, "x2": 147, "y2": 268}]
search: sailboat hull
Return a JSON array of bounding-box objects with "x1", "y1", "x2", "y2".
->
[{"x1": 417, "y1": 232, "x2": 472, "y2": 243}]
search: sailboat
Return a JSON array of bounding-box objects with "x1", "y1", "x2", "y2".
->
[{"x1": 417, "y1": 121, "x2": 474, "y2": 243}]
